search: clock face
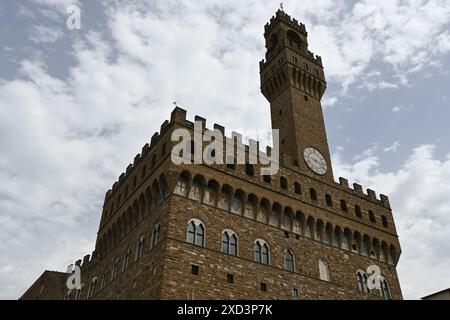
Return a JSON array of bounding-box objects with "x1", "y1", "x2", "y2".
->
[{"x1": 303, "y1": 147, "x2": 328, "y2": 175}]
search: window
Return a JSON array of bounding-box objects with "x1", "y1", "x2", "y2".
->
[
  {"x1": 340, "y1": 200, "x2": 348, "y2": 212},
  {"x1": 227, "y1": 274, "x2": 234, "y2": 284},
  {"x1": 260, "y1": 283, "x2": 267, "y2": 292},
  {"x1": 280, "y1": 176, "x2": 288, "y2": 190},
  {"x1": 304, "y1": 95, "x2": 308, "y2": 101},
  {"x1": 355, "y1": 205, "x2": 362, "y2": 218},
  {"x1": 100, "y1": 272, "x2": 108, "y2": 290},
  {"x1": 112, "y1": 257, "x2": 119, "y2": 280},
  {"x1": 187, "y1": 219, "x2": 205, "y2": 247},
  {"x1": 263, "y1": 175, "x2": 272, "y2": 183},
  {"x1": 381, "y1": 215, "x2": 389, "y2": 228},
  {"x1": 309, "y1": 188, "x2": 317, "y2": 201},
  {"x1": 87, "y1": 278, "x2": 97, "y2": 299},
  {"x1": 137, "y1": 235, "x2": 145, "y2": 259},
  {"x1": 122, "y1": 249, "x2": 130, "y2": 272},
  {"x1": 162, "y1": 143, "x2": 167, "y2": 156},
  {"x1": 284, "y1": 250, "x2": 295, "y2": 272},
  {"x1": 64, "y1": 291, "x2": 72, "y2": 300},
  {"x1": 254, "y1": 239, "x2": 269, "y2": 265},
  {"x1": 294, "y1": 182, "x2": 301, "y2": 195},
  {"x1": 318, "y1": 260, "x2": 330, "y2": 282},
  {"x1": 380, "y1": 278, "x2": 391, "y2": 300},
  {"x1": 221, "y1": 230, "x2": 237, "y2": 256},
  {"x1": 292, "y1": 288, "x2": 299, "y2": 298},
  {"x1": 369, "y1": 210, "x2": 376, "y2": 223},
  {"x1": 191, "y1": 265, "x2": 199, "y2": 275},
  {"x1": 356, "y1": 270, "x2": 370, "y2": 293},
  {"x1": 304, "y1": 63, "x2": 309, "y2": 71},
  {"x1": 152, "y1": 223, "x2": 161, "y2": 248},
  {"x1": 325, "y1": 194, "x2": 333, "y2": 207},
  {"x1": 133, "y1": 176, "x2": 137, "y2": 189},
  {"x1": 245, "y1": 164, "x2": 254, "y2": 176},
  {"x1": 141, "y1": 165, "x2": 147, "y2": 178}
]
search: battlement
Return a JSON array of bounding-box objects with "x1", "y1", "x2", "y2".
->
[
  {"x1": 336, "y1": 177, "x2": 391, "y2": 209},
  {"x1": 104, "y1": 106, "x2": 390, "y2": 210},
  {"x1": 264, "y1": 9, "x2": 307, "y2": 37}
]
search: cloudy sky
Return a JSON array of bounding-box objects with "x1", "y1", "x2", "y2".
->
[{"x1": 1, "y1": 0, "x2": 450, "y2": 300}]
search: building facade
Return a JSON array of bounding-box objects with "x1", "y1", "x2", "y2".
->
[{"x1": 21, "y1": 10, "x2": 402, "y2": 300}]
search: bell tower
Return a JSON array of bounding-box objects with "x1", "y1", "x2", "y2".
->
[{"x1": 260, "y1": 10, "x2": 334, "y2": 181}]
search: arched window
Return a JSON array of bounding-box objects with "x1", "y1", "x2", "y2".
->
[
  {"x1": 137, "y1": 235, "x2": 145, "y2": 259},
  {"x1": 112, "y1": 257, "x2": 119, "y2": 280},
  {"x1": 309, "y1": 188, "x2": 317, "y2": 201},
  {"x1": 100, "y1": 271, "x2": 108, "y2": 290},
  {"x1": 287, "y1": 30, "x2": 303, "y2": 49},
  {"x1": 254, "y1": 239, "x2": 269, "y2": 265},
  {"x1": 340, "y1": 200, "x2": 348, "y2": 212},
  {"x1": 245, "y1": 164, "x2": 254, "y2": 176},
  {"x1": 75, "y1": 285, "x2": 83, "y2": 300},
  {"x1": 187, "y1": 219, "x2": 205, "y2": 247},
  {"x1": 152, "y1": 223, "x2": 161, "y2": 248},
  {"x1": 284, "y1": 250, "x2": 295, "y2": 272},
  {"x1": 294, "y1": 182, "x2": 301, "y2": 195},
  {"x1": 380, "y1": 278, "x2": 391, "y2": 300},
  {"x1": 381, "y1": 215, "x2": 389, "y2": 228},
  {"x1": 280, "y1": 176, "x2": 288, "y2": 190},
  {"x1": 356, "y1": 270, "x2": 370, "y2": 293},
  {"x1": 355, "y1": 205, "x2": 362, "y2": 218},
  {"x1": 174, "y1": 177, "x2": 187, "y2": 196},
  {"x1": 64, "y1": 290, "x2": 72, "y2": 300},
  {"x1": 325, "y1": 194, "x2": 333, "y2": 207},
  {"x1": 221, "y1": 230, "x2": 238, "y2": 256},
  {"x1": 87, "y1": 277, "x2": 97, "y2": 299},
  {"x1": 318, "y1": 260, "x2": 330, "y2": 282},
  {"x1": 121, "y1": 249, "x2": 130, "y2": 272},
  {"x1": 369, "y1": 210, "x2": 376, "y2": 223},
  {"x1": 188, "y1": 181, "x2": 202, "y2": 202}
]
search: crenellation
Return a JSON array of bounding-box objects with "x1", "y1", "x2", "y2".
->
[
  {"x1": 81, "y1": 254, "x2": 90, "y2": 270},
  {"x1": 142, "y1": 143, "x2": 150, "y2": 155},
  {"x1": 160, "y1": 120, "x2": 169, "y2": 133},
  {"x1": 126, "y1": 164, "x2": 133, "y2": 175},
  {"x1": 133, "y1": 154, "x2": 141, "y2": 167},
  {"x1": 170, "y1": 106, "x2": 187, "y2": 122},
  {"x1": 264, "y1": 10, "x2": 307, "y2": 37},
  {"x1": 367, "y1": 189, "x2": 376, "y2": 201},
  {"x1": 194, "y1": 115, "x2": 206, "y2": 130},
  {"x1": 150, "y1": 132, "x2": 159, "y2": 147},
  {"x1": 339, "y1": 177, "x2": 349, "y2": 188},
  {"x1": 353, "y1": 183, "x2": 363, "y2": 193},
  {"x1": 380, "y1": 194, "x2": 391, "y2": 209},
  {"x1": 213, "y1": 123, "x2": 225, "y2": 134}
]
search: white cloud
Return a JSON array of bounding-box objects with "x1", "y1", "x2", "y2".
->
[
  {"x1": 322, "y1": 96, "x2": 338, "y2": 108},
  {"x1": 384, "y1": 141, "x2": 400, "y2": 152},
  {"x1": 392, "y1": 104, "x2": 414, "y2": 113},
  {"x1": 29, "y1": 25, "x2": 63, "y2": 43},
  {"x1": 1, "y1": 0, "x2": 450, "y2": 300},
  {"x1": 333, "y1": 144, "x2": 450, "y2": 299}
]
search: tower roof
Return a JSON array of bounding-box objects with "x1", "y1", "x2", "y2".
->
[{"x1": 264, "y1": 9, "x2": 307, "y2": 37}]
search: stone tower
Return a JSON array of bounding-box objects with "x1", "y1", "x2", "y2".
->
[
  {"x1": 21, "y1": 10, "x2": 403, "y2": 301},
  {"x1": 260, "y1": 10, "x2": 333, "y2": 181}
]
